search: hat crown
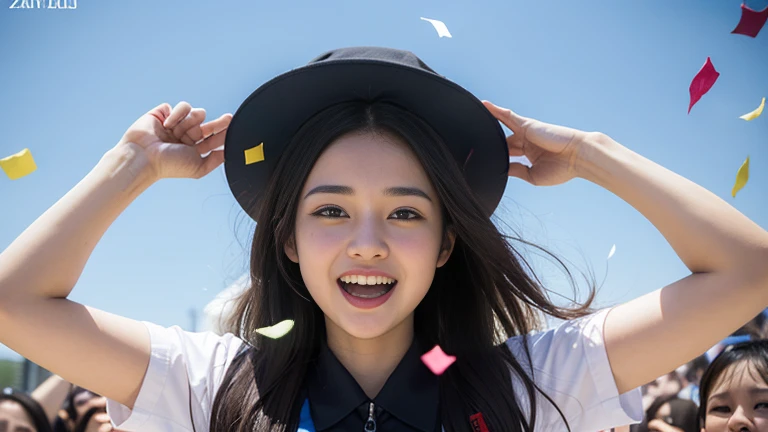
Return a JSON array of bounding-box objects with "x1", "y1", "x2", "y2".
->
[
  {"x1": 225, "y1": 46, "x2": 508, "y2": 221},
  {"x1": 308, "y1": 46, "x2": 439, "y2": 76}
]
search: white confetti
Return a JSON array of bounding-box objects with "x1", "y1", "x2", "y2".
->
[
  {"x1": 509, "y1": 155, "x2": 532, "y2": 168},
  {"x1": 420, "y1": 17, "x2": 452, "y2": 38},
  {"x1": 607, "y1": 244, "x2": 616, "y2": 260}
]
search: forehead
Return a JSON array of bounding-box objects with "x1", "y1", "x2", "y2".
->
[
  {"x1": 305, "y1": 130, "x2": 432, "y2": 190},
  {"x1": 0, "y1": 400, "x2": 33, "y2": 424},
  {"x1": 711, "y1": 360, "x2": 768, "y2": 394}
]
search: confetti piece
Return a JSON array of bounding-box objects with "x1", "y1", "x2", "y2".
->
[
  {"x1": 469, "y1": 413, "x2": 490, "y2": 432},
  {"x1": 420, "y1": 17, "x2": 452, "y2": 38},
  {"x1": 607, "y1": 244, "x2": 616, "y2": 260},
  {"x1": 244, "y1": 142, "x2": 265, "y2": 165},
  {"x1": 732, "y1": 156, "x2": 750, "y2": 198},
  {"x1": 509, "y1": 155, "x2": 532, "y2": 168},
  {"x1": 740, "y1": 97, "x2": 765, "y2": 121},
  {"x1": 255, "y1": 319, "x2": 294, "y2": 339},
  {"x1": 421, "y1": 345, "x2": 456, "y2": 375},
  {"x1": 688, "y1": 57, "x2": 720, "y2": 114},
  {"x1": 731, "y1": 3, "x2": 768, "y2": 38},
  {"x1": 0, "y1": 148, "x2": 37, "y2": 180}
]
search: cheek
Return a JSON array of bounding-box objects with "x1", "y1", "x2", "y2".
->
[
  {"x1": 295, "y1": 216, "x2": 346, "y2": 251},
  {"x1": 704, "y1": 415, "x2": 727, "y2": 430},
  {"x1": 390, "y1": 226, "x2": 442, "y2": 255}
]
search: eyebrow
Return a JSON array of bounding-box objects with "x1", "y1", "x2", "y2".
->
[
  {"x1": 303, "y1": 185, "x2": 433, "y2": 202},
  {"x1": 710, "y1": 387, "x2": 768, "y2": 400}
]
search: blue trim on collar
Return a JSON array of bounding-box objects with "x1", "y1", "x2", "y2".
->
[{"x1": 298, "y1": 398, "x2": 316, "y2": 432}]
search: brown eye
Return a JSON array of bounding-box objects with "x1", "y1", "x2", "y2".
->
[
  {"x1": 313, "y1": 206, "x2": 347, "y2": 218},
  {"x1": 390, "y1": 209, "x2": 421, "y2": 220},
  {"x1": 710, "y1": 405, "x2": 730, "y2": 413}
]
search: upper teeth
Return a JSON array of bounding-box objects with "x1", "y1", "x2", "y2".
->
[{"x1": 340, "y1": 275, "x2": 396, "y2": 285}]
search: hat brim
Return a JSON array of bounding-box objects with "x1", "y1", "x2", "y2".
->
[{"x1": 224, "y1": 59, "x2": 508, "y2": 221}]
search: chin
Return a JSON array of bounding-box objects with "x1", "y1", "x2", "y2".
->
[{"x1": 337, "y1": 314, "x2": 401, "y2": 340}]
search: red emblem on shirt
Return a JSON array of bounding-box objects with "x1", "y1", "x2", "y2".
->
[{"x1": 469, "y1": 412, "x2": 489, "y2": 432}]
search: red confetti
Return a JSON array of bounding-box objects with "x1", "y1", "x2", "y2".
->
[
  {"x1": 688, "y1": 57, "x2": 720, "y2": 114},
  {"x1": 421, "y1": 345, "x2": 456, "y2": 375},
  {"x1": 469, "y1": 413, "x2": 490, "y2": 432},
  {"x1": 731, "y1": 3, "x2": 768, "y2": 38}
]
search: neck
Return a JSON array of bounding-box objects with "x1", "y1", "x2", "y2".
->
[{"x1": 325, "y1": 315, "x2": 414, "y2": 399}]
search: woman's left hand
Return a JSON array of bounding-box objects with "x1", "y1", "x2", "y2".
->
[{"x1": 483, "y1": 100, "x2": 606, "y2": 186}]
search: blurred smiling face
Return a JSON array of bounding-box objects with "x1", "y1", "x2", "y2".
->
[
  {"x1": 704, "y1": 360, "x2": 768, "y2": 431},
  {"x1": 0, "y1": 400, "x2": 34, "y2": 432},
  {"x1": 286, "y1": 130, "x2": 454, "y2": 340}
]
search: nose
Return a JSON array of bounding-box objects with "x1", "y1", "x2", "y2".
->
[
  {"x1": 347, "y1": 214, "x2": 389, "y2": 260},
  {"x1": 727, "y1": 405, "x2": 754, "y2": 431}
]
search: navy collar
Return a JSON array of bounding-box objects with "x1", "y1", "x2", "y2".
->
[{"x1": 305, "y1": 337, "x2": 439, "y2": 431}]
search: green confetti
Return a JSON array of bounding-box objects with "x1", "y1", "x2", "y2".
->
[{"x1": 255, "y1": 319, "x2": 294, "y2": 339}]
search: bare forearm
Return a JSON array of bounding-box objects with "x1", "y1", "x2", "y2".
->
[
  {"x1": 583, "y1": 135, "x2": 768, "y2": 392},
  {"x1": 31, "y1": 374, "x2": 71, "y2": 424},
  {"x1": 580, "y1": 135, "x2": 768, "y2": 277},
  {"x1": 0, "y1": 143, "x2": 156, "y2": 301}
]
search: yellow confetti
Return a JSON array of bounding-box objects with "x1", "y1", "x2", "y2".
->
[
  {"x1": 740, "y1": 97, "x2": 765, "y2": 121},
  {"x1": 255, "y1": 319, "x2": 294, "y2": 339},
  {"x1": 732, "y1": 156, "x2": 749, "y2": 198},
  {"x1": 0, "y1": 148, "x2": 37, "y2": 180},
  {"x1": 244, "y1": 142, "x2": 265, "y2": 165}
]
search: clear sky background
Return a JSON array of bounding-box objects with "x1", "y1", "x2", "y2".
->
[{"x1": 1, "y1": 1, "x2": 766, "y2": 360}]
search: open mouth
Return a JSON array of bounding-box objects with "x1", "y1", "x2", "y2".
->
[{"x1": 337, "y1": 278, "x2": 398, "y2": 299}]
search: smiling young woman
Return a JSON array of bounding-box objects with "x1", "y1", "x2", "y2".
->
[{"x1": 0, "y1": 47, "x2": 767, "y2": 432}]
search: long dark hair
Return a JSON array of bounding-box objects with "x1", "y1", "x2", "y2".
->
[
  {"x1": 0, "y1": 388, "x2": 53, "y2": 432},
  {"x1": 210, "y1": 101, "x2": 597, "y2": 431},
  {"x1": 698, "y1": 339, "x2": 768, "y2": 428}
]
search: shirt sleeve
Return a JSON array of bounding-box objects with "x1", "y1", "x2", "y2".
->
[
  {"x1": 105, "y1": 321, "x2": 245, "y2": 432},
  {"x1": 505, "y1": 307, "x2": 644, "y2": 431}
]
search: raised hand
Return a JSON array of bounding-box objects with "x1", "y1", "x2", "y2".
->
[
  {"x1": 116, "y1": 101, "x2": 233, "y2": 181},
  {"x1": 483, "y1": 100, "x2": 601, "y2": 186}
]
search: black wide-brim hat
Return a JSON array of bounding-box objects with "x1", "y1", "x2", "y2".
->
[{"x1": 224, "y1": 46, "x2": 508, "y2": 222}]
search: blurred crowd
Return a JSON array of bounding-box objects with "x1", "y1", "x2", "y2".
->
[
  {"x1": 1, "y1": 375, "x2": 121, "y2": 432},
  {"x1": 603, "y1": 308, "x2": 768, "y2": 432},
  {"x1": 2, "y1": 309, "x2": 765, "y2": 432}
]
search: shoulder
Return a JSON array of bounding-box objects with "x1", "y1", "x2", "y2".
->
[
  {"x1": 504, "y1": 308, "x2": 643, "y2": 431},
  {"x1": 106, "y1": 321, "x2": 247, "y2": 432}
]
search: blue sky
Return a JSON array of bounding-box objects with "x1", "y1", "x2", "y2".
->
[{"x1": 1, "y1": 1, "x2": 766, "y2": 360}]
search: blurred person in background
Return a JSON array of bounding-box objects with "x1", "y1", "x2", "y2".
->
[
  {"x1": 697, "y1": 339, "x2": 768, "y2": 431},
  {"x1": 676, "y1": 354, "x2": 709, "y2": 406},
  {"x1": 636, "y1": 395, "x2": 698, "y2": 432},
  {"x1": 642, "y1": 371, "x2": 684, "y2": 411},
  {"x1": 53, "y1": 387, "x2": 119, "y2": 432},
  {"x1": 0, "y1": 387, "x2": 53, "y2": 432}
]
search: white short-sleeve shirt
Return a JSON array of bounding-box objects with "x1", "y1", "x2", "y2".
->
[{"x1": 106, "y1": 307, "x2": 643, "y2": 431}]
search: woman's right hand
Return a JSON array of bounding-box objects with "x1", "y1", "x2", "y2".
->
[{"x1": 115, "y1": 101, "x2": 233, "y2": 181}]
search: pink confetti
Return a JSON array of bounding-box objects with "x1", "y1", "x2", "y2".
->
[
  {"x1": 731, "y1": 3, "x2": 768, "y2": 38},
  {"x1": 688, "y1": 57, "x2": 720, "y2": 114},
  {"x1": 421, "y1": 345, "x2": 456, "y2": 375}
]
